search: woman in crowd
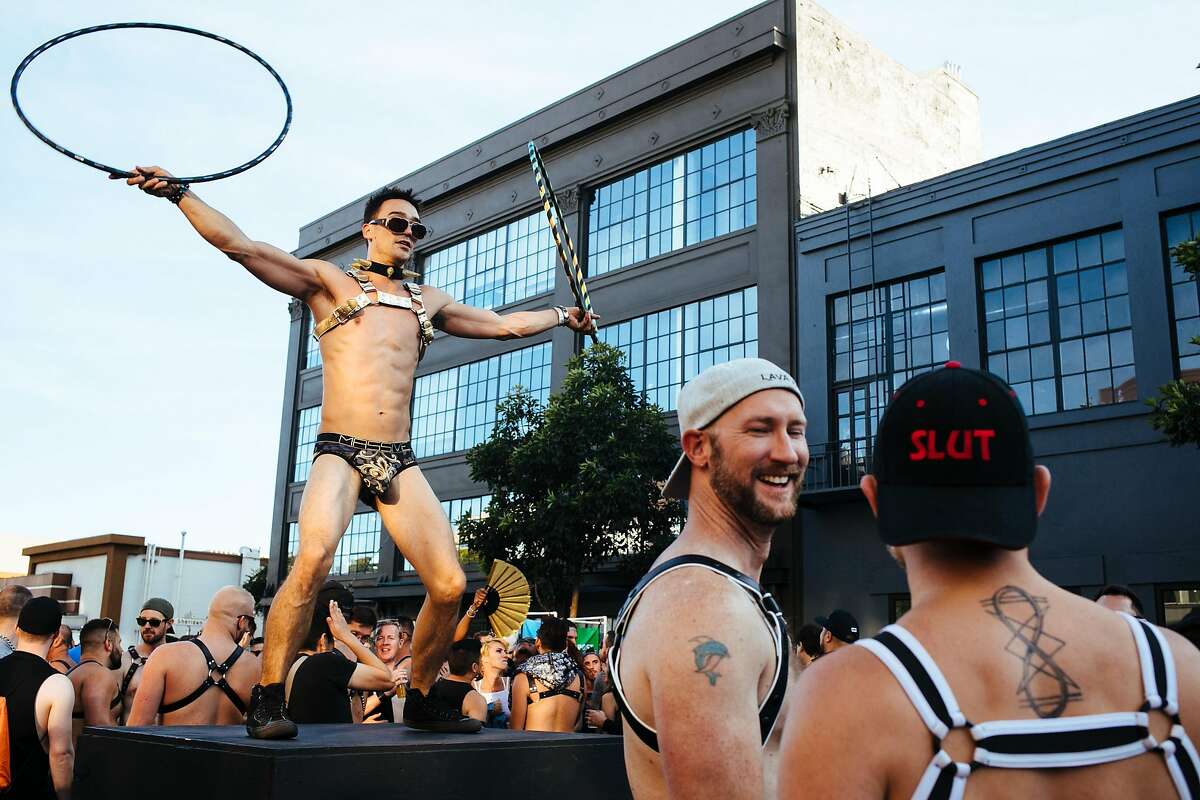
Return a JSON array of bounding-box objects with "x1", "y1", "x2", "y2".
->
[
  {"x1": 510, "y1": 617, "x2": 583, "y2": 733},
  {"x1": 472, "y1": 636, "x2": 511, "y2": 728}
]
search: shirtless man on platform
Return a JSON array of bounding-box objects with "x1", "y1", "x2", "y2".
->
[
  {"x1": 779, "y1": 363, "x2": 1200, "y2": 800},
  {"x1": 117, "y1": 597, "x2": 173, "y2": 722},
  {"x1": 120, "y1": 168, "x2": 596, "y2": 737},
  {"x1": 607, "y1": 359, "x2": 806, "y2": 799},
  {"x1": 127, "y1": 586, "x2": 260, "y2": 726},
  {"x1": 67, "y1": 618, "x2": 122, "y2": 740}
]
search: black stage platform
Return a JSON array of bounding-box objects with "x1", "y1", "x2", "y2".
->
[{"x1": 75, "y1": 725, "x2": 631, "y2": 799}]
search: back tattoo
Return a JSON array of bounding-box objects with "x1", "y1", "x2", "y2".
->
[{"x1": 982, "y1": 585, "x2": 1083, "y2": 718}]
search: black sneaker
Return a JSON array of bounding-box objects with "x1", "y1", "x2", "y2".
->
[
  {"x1": 246, "y1": 683, "x2": 298, "y2": 739},
  {"x1": 402, "y1": 688, "x2": 482, "y2": 733}
]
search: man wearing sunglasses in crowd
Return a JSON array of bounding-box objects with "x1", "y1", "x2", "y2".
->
[
  {"x1": 127, "y1": 586, "x2": 261, "y2": 726},
  {"x1": 121, "y1": 165, "x2": 596, "y2": 738},
  {"x1": 116, "y1": 597, "x2": 174, "y2": 721}
]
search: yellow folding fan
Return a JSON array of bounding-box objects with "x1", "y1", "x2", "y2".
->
[{"x1": 480, "y1": 559, "x2": 531, "y2": 637}]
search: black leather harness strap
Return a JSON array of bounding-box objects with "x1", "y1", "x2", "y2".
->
[
  {"x1": 608, "y1": 554, "x2": 790, "y2": 753},
  {"x1": 158, "y1": 639, "x2": 246, "y2": 714}
]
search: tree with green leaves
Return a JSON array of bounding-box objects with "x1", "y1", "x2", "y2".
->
[
  {"x1": 243, "y1": 563, "x2": 267, "y2": 603},
  {"x1": 457, "y1": 343, "x2": 686, "y2": 616},
  {"x1": 1148, "y1": 237, "x2": 1200, "y2": 447}
]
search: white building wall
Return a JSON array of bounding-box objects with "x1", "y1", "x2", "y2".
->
[
  {"x1": 119, "y1": 549, "x2": 262, "y2": 642},
  {"x1": 33, "y1": 555, "x2": 106, "y2": 625},
  {"x1": 794, "y1": 0, "x2": 983, "y2": 215}
]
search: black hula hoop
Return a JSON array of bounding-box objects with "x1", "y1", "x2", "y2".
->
[{"x1": 10, "y1": 22, "x2": 293, "y2": 184}]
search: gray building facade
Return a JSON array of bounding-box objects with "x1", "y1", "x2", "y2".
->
[
  {"x1": 794, "y1": 94, "x2": 1200, "y2": 633},
  {"x1": 273, "y1": 0, "x2": 1200, "y2": 637}
]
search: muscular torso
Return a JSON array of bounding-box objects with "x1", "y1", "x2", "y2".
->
[
  {"x1": 155, "y1": 636, "x2": 258, "y2": 725},
  {"x1": 308, "y1": 264, "x2": 453, "y2": 443},
  {"x1": 618, "y1": 567, "x2": 778, "y2": 800}
]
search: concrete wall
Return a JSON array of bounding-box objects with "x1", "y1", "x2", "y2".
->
[
  {"x1": 793, "y1": 0, "x2": 982, "y2": 216},
  {"x1": 119, "y1": 551, "x2": 262, "y2": 642},
  {"x1": 32, "y1": 555, "x2": 106, "y2": 621}
]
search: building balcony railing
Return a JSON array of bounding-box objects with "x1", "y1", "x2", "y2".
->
[{"x1": 801, "y1": 440, "x2": 873, "y2": 504}]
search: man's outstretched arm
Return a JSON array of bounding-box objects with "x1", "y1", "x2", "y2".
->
[
  {"x1": 424, "y1": 285, "x2": 598, "y2": 340},
  {"x1": 117, "y1": 166, "x2": 325, "y2": 299}
]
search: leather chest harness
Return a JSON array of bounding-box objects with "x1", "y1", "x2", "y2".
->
[{"x1": 312, "y1": 260, "x2": 435, "y2": 359}]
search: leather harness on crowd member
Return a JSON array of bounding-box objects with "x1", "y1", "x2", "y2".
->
[
  {"x1": 608, "y1": 554, "x2": 790, "y2": 753},
  {"x1": 116, "y1": 645, "x2": 145, "y2": 711},
  {"x1": 312, "y1": 260, "x2": 435, "y2": 359},
  {"x1": 158, "y1": 639, "x2": 247, "y2": 715}
]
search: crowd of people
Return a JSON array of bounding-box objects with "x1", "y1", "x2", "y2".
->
[{"x1": 0, "y1": 570, "x2": 628, "y2": 797}]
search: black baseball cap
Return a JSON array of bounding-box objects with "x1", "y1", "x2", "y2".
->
[
  {"x1": 872, "y1": 362, "x2": 1036, "y2": 549},
  {"x1": 815, "y1": 609, "x2": 860, "y2": 643},
  {"x1": 17, "y1": 596, "x2": 63, "y2": 636}
]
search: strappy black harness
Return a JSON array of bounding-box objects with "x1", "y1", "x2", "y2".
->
[
  {"x1": 116, "y1": 645, "x2": 145, "y2": 711},
  {"x1": 859, "y1": 614, "x2": 1200, "y2": 799},
  {"x1": 607, "y1": 554, "x2": 790, "y2": 752},
  {"x1": 158, "y1": 639, "x2": 247, "y2": 715}
]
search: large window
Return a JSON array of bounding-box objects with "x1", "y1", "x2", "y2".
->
[
  {"x1": 442, "y1": 495, "x2": 492, "y2": 549},
  {"x1": 982, "y1": 229, "x2": 1134, "y2": 414},
  {"x1": 422, "y1": 211, "x2": 557, "y2": 309},
  {"x1": 292, "y1": 405, "x2": 322, "y2": 482},
  {"x1": 304, "y1": 310, "x2": 322, "y2": 369},
  {"x1": 587, "y1": 129, "x2": 756, "y2": 276},
  {"x1": 287, "y1": 511, "x2": 382, "y2": 576},
  {"x1": 412, "y1": 343, "x2": 552, "y2": 458},
  {"x1": 1164, "y1": 208, "x2": 1200, "y2": 382},
  {"x1": 599, "y1": 287, "x2": 758, "y2": 411},
  {"x1": 830, "y1": 272, "x2": 949, "y2": 456}
]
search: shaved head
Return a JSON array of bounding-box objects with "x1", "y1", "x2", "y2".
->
[{"x1": 210, "y1": 586, "x2": 255, "y2": 617}]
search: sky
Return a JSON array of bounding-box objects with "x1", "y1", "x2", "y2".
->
[{"x1": 1, "y1": 1, "x2": 1196, "y2": 574}]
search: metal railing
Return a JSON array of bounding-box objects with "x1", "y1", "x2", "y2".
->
[{"x1": 803, "y1": 441, "x2": 874, "y2": 493}]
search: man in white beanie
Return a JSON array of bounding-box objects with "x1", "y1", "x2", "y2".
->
[{"x1": 606, "y1": 358, "x2": 807, "y2": 799}]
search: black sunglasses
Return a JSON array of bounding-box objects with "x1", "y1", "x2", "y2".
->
[
  {"x1": 368, "y1": 217, "x2": 428, "y2": 240},
  {"x1": 135, "y1": 616, "x2": 164, "y2": 628}
]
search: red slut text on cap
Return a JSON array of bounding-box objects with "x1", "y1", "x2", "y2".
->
[{"x1": 909, "y1": 429, "x2": 995, "y2": 462}]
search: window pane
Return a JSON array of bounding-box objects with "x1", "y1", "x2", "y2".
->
[
  {"x1": 981, "y1": 228, "x2": 1134, "y2": 415},
  {"x1": 423, "y1": 210, "x2": 556, "y2": 309},
  {"x1": 1164, "y1": 209, "x2": 1200, "y2": 379},
  {"x1": 829, "y1": 271, "x2": 948, "y2": 456},
  {"x1": 412, "y1": 343, "x2": 551, "y2": 458},
  {"x1": 601, "y1": 286, "x2": 757, "y2": 411},
  {"x1": 588, "y1": 129, "x2": 755, "y2": 275}
]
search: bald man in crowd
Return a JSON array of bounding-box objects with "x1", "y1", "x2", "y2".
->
[
  {"x1": 68, "y1": 618, "x2": 123, "y2": 740},
  {"x1": 128, "y1": 587, "x2": 260, "y2": 726}
]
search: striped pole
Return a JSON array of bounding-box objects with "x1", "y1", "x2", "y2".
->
[{"x1": 528, "y1": 141, "x2": 598, "y2": 345}]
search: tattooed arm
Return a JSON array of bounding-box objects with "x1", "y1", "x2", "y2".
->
[{"x1": 635, "y1": 568, "x2": 775, "y2": 800}]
